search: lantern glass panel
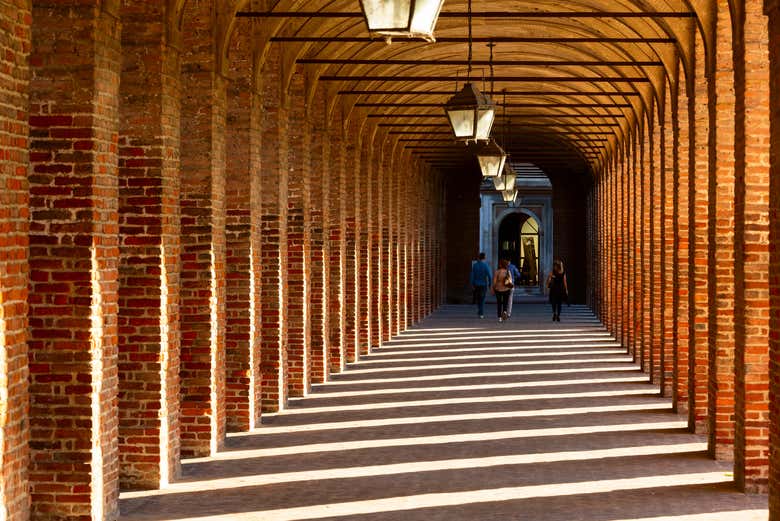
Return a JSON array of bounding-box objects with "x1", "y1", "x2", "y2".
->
[
  {"x1": 361, "y1": 0, "x2": 411, "y2": 31},
  {"x1": 501, "y1": 189, "x2": 518, "y2": 203},
  {"x1": 475, "y1": 107, "x2": 495, "y2": 141},
  {"x1": 478, "y1": 152, "x2": 505, "y2": 178},
  {"x1": 410, "y1": 0, "x2": 445, "y2": 34},
  {"x1": 447, "y1": 108, "x2": 476, "y2": 138}
]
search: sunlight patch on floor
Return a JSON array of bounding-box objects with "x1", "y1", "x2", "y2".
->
[
  {"x1": 167, "y1": 472, "x2": 735, "y2": 521},
  {"x1": 249, "y1": 403, "x2": 672, "y2": 435},
  {"x1": 282, "y1": 388, "x2": 657, "y2": 415},
  {"x1": 216, "y1": 420, "x2": 687, "y2": 459},
  {"x1": 357, "y1": 348, "x2": 627, "y2": 363},
  {"x1": 343, "y1": 357, "x2": 635, "y2": 375}
]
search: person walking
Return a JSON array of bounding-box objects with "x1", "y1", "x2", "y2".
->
[
  {"x1": 506, "y1": 259, "x2": 522, "y2": 317},
  {"x1": 546, "y1": 259, "x2": 568, "y2": 322},
  {"x1": 492, "y1": 259, "x2": 513, "y2": 323},
  {"x1": 469, "y1": 252, "x2": 492, "y2": 318}
]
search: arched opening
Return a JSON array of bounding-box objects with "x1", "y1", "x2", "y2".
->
[{"x1": 498, "y1": 213, "x2": 541, "y2": 289}]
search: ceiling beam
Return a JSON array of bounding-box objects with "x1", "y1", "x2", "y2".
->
[
  {"x1": 239, "y1": 11, "x2": 694, "y2": 19},
  {"x1": 271, "y1": 36, "x2": 675, "y2": 44},
  {"x1": 368, "y1": 114, "x2": 625, "y2": 119},
  {"x1": 356, "y1": 102, "x2": 632, "y2": 108},
  {"x1": 320, "y1": 75, "x2": 650, "y2": 82},
  {"x1": 339, "y1": 89, "x2": 642, "y2": 96},
  {"x1": 298, "y1": 59, "x2": 663, "y2": 67}
]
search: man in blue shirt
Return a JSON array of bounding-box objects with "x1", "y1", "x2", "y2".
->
[{"x1": 469, "y1": 252, "x2": 492, "y2": 318}]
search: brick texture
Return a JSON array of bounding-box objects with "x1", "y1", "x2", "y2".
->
[
  {"x1": 0, "y1": 2, "x2": 30, "y2": 519},
  {"x1": 28, "y1": 2, "x2": 122, "y2": 518},
  {"x1": 117, "y1": 1, "x2": 182, "y2": 488},
  {"x1": 179, "y1": 1, "x2": 227, "y2": 457}
]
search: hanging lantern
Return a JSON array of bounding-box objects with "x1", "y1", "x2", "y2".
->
[
  {"x1": 359, "y1": 0, "x2": 445, "y2": 42},
  {"x1": 444, "y1": 83, "x2": 496, "y2": 143},
  {"x1": 492, "y1": 163, "x2": 517, "y2": 190},
  {"x1": 501, "y1": 188, "x2": 518, "y2": 204},
  {"x1": 476, "y1": 139, "x2": 507, "y2": 178}
]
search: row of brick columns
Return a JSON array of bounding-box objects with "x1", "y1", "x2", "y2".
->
[
  {"x1": 589, "y1": 0, "x2": 780, "y2": 510},
  {"x1": 0, "y1": 2, "x2": 447, "y2": 519}
]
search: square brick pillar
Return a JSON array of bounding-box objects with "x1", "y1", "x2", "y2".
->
[
  {"x1": 691, "y1": 32, "x2": 711, "y2": 434},
  {"x1": 0, "y1": 3, "x2": 30, "y2": 519},
  {"x1": 327, "y1": 110, "x2": 346, "y2": 374},
  {"x1": 708, "y1": 0, "x2": 737, "y2": 461},
  {"x1": 224, "y1": 19, "x2": 262, "y2": 431},
  {"x1": 179, "y1": 2, "x2": 227, "y2": 456},
  {"x1": 632, "y1": 134, "x2": 643, "y2": 362},
  {"x1": 259, "y1": 46, "x2": 289, "y2": 412},
  {"x1": 28, "y1": 2, "x2": 121, "y2": 518},
  {"x1": 650, "y1": 109, "x2": 664, "y2": 386},
  {"x1": 286, "y1": 69, "x2": 312, "y2": 398},
  {"x1": 357, "y1": 134, "x2": 372, "y2": 356},
  {"x1": 390, "y1": 154, "x2": 402, "y2": 336},
  {"x1": 405, "y1": 165, "x2": 417, "y2": 327},
  {"x1": 733, "y1": 0, "x2": 771, "y2": 493},
  {"x1": 676, "y1": 67, "x2": 692, "y2": 416},
  {"x1": 767, "y1": 1, "x2": 780, "y2": 515},
  {"x1": 661, "y1": 89, "x2": 677, "y2": 398},
  {"x1": 369, "y1": 138, "x2": 384, "y2": 349},
  {"x1": 343, "y1": 121, "x2": 360, "y2": 362},
  {"x1": 309, "y1": 88, "x2": 331, "y2": 384},
  {"x1": 380, "y1": 144, "x2": 394, "y2": 342},
  {"x1": 117, "y1": 2, "x2": 182, "y2": 487}
]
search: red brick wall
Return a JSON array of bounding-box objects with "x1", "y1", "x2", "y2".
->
[
  {"x1": 117, "y1": 1, "x2": 182, "y2": 487},
  {"x1": 179, "y1": 1, "x2": 227, "y2": 456},
  {"x1": 327, "y1": 108, "x2": 346, "y2": 373},
  {"x1": 28, "y1": 2, "x2": 121, "y2": 518},
  {"x1": 733, "y1": 0, "x2": 771, "y2": 493},
  {"x1": 708, "y1": 0, "x2": 737, "y2": 461},
  {"x1": 691, "y1": 34, "x2": 710, "y2": 433},
  {"x1": 768, "y1": 2, "x2": 780, "y2": 516},
  {"x1": 225, "y1": 19, "x2": 258, "y2": 431},
  {"x1": 0, "y1": 2, "x2": 30, "y2": 519},
  {"x1": 286, "y1": 69, "x2": 312, "y2": 397},
  {"x1": 259, "y1": 46, "x2": 289, "y2": 412},
  {"x1": 309, "y1": 86, "x2": 331, "y2": 384},
  {"x1": 676, "y1": 67, "x2": 692, "y2": 415}
]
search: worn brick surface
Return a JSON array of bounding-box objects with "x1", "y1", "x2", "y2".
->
[
  {"x1": 28, "y1": 2, "x2": 122, "y2": 518},
  {"x1": 117, "y1": 1, "x2": 182, "y2": 489},
  {"x1": 0, "y1": 2, "x2": 30, "y2": 519}
]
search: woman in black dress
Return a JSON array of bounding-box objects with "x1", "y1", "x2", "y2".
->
[{"x1": 546, "y1": 259, "x2": 568, "y2": 322}]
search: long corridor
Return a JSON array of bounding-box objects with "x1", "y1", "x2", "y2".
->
[{"x1": 119, "y1": 305, "x2": 768, "y2": 521}]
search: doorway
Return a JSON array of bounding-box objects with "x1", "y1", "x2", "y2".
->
[{"x1": 498, "y1": 212, "x2": 541, "y2": 288}]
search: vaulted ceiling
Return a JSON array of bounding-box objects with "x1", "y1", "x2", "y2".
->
[{"x1": 236, "y1": 0, "x2": 712, "y2": 176}]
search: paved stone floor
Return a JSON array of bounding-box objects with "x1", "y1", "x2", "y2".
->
[{"x1": 120, "y1": 304, "x2": 769, "y2": 521}]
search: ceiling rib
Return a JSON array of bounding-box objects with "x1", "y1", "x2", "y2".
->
[
  {"x1": 237, "y1": 11, "x2": 695, "y2": 19},
  {"x1": 270, "y1": 37, "x2": 675, "y2": 43},
  {"x1": 298, "y1": 59, "x2": 663, "y2": 67}
]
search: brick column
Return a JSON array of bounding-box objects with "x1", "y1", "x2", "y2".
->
[
  {"x1": 691, "y1": 35, "x2": 711, "y2": 432},
  {"x1": 676, "y1": 66, "x2": 691, "y2": 415},
  {"x1": 632, "y1": 133, "x2": 642, "y2": 361},
  {"x1": 767, "y1": 1, "x2": 780, "y2": 515},
  {"x1": 179, "y1": 2, "x2": 227, "y2": 456},
  {"x1": 286, "y1": 69, "x2": 312, "y2": 398},
  {"x1": 357, "y1": 134, "x2": 372, "y2": 356},
  {"x1": 661, "y1": 89, "x2": 676, "y2": 398},
  {"x1": 370, "y1": 137, "x2": 385, "y2": 348},
  {"x1": 327, "y1": 110, "x2": 346, "y2": 373},
  {"x1": 117, "y1": 1, "x2": 181, "y2": 486},
  {"x1": 733, "y1": 0, "x2": 771, "y2": 493},
  {"x1": 259, "y1": 47, "x2": 289, "y2": 412},
  {"x1": 0, "y1": 3, "x2": 30, "y2": 519},
  {"x1": 28, "y1": 2, "x2": 121, "y2": 517},
  {"x1": 641, "y1": 123, "x2": 653, "y2": 374},
  {"x1": 380, "y1": 142, "x2": 393, "y2": 342},
  {"x1": 390, "y1": 154, "x2": 402, "y2": 335},
  {"x1": 650, "y1": 109, "x2": 663, "y2": 385},
  {"x1": 224, "y1": 19, "x2": 261, "y2": 431},
  {"x1": 343, "y1": 120, "x2": 360, "y2": 362},
  {"x1": 708, "y1": 0, "x2": 737, "y2": 460},
  {"x1": 309, "y1": 87, "x2": 331, "y2": 384}
]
